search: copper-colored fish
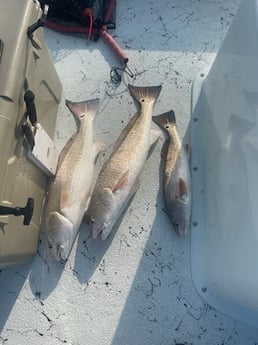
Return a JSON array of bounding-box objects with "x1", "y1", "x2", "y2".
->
[
  {"x1": 44, "y1": 98, "x2": 102, "y2": 260},
  {"x1": 152, "y1": 110, "x2": 191, "y2": 236},
  {"x1": 86, "y1": 85, "x2": 162, "y2": 240}
]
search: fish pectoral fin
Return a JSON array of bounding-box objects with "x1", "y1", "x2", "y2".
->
[
  {"x1": 151, "y1": 129, "x2": 161, "y2": 145},
  {"x1": 47, "y1": 211, "x2": 73, "y2": 233},
  {"x1": 112, "y1": 170, "x2": 129, "y2": 192},
  {"x1": 179, "y1": 178, "x2": 189, "y2": 202},
  {"x1": 47, "y1": 211, "x2": 73, "y2": 244},
  {"x1": 102, "y1": 187, "x2": 115, "y2": 200}
]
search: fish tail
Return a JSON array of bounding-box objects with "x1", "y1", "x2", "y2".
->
[
  {"x1": 128, "y1": 85, "x2": 162, "y2": 104},
  {"x1": 65, "y1": 98, "x2": 100, "y2": 124},
  {"x1": 152, "y1": 110, "x2": 176, "y2": 130}
]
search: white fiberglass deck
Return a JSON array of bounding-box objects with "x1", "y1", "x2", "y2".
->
[{"x1": 1, "y1": 1, "x2": 258, "y2": 345}]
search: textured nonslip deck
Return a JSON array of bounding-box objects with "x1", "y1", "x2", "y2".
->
[{"x1": 1, "y1": 1, "x2": 258, "y2": 345}]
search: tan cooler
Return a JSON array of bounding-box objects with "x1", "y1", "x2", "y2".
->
[{"x1": 0, "y1": 0, "x2": 62, "y2": 268}]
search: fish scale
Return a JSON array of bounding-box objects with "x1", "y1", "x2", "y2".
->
[
  {"x1": 152, "y1": 110, "x2": 191, "y2": 236},
  {"x1": 163, "y1": 126, "x2": 182, "y2": 187},
  {"x1": 87, "y1": 85, "x2": 162, "y2": 240},
  {"x1": 47, "y1": 111, "x2": 94, "y2": 222},
  {"x1": 44, "y1": 98, "x2": 101, "y2": 260},
  {"x1": 103, "y1": 112, "x2": 152, "y2": 184}
]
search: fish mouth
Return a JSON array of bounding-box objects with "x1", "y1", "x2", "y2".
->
[
  {"x1": 49, "y1": 243, "x2": 67, "y2": 261},
  {"x1": 173, "y1": 222, "x2": 188, "y2": 237},
  {"x1": 57, "y1": 244, "x2": 68, "y2": 261},
  {"x1": 92, "y1": 222, "x2": 108, "y2": 240}
]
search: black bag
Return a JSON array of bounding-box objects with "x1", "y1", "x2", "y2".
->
[{"x1": 39, "y1": 0, "x2": 112, "y2": 27}]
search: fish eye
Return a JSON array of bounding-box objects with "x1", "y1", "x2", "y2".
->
[
  {"x1": 90, "y1": 218, "x2": 95, "y2": 224},
  {"x1": 80, "y1": 114, "x2": 85, "y2": 118},
  {"x1": 165, "y1": 125, "x2": 169, "y2": 129}
]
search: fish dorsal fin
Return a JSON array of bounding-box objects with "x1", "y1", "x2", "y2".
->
[
  {"x1": 179, "y1": 178, "x2": 188, "y2": 202},
  {"x1": 57, "y1": 132, "x2": 77, "y2": 171},
  {"x1": 112, "y1": 170, "x2": 129, "y2": 192},
  {"x1": 111, "y1": 113, "x2": 139, "y2": 154}
]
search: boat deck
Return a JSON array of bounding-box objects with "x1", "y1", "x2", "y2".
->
[{"x1": 1, "y1": 1, "x2": 258, "y2": 344}]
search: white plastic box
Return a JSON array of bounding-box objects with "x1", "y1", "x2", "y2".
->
[{"x1": 191, "y1": 0, "x2": 258, "y2": 329}]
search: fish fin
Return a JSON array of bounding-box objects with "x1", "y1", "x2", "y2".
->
[
  {"x1": 112, "y1": 170, "x2": 129, "y2": 192},
  {"x1": 56, "y1": 133, "x2": 77, "y2": 171},
  {"x1": 83, "y1": 209, "x2": 91, "y2": 224},
  {"x1": 161, "y1": 140, "x2": 169, "y2": 159},
  {"x1": 152, "y1": 110, "x2": 176, "y2": 131},
  {"x1": 128, "y1": 85, "x2": 162, "y2": 105},
  {"x1": 94, "y1": 141, "x2": 105, "y2": 163},
  {"x1": 47, "y1": 211, "x2": 73, "y2": 234},
  {"x1": 147, "y1": 130, "x2": 161, "y2": 159},
  {"x1": 84, "y1": 194, "x2": 91, "y2": 212},
  {"x1": 102, "y1": 187, "x2": 114, "y2": 196},
  {"x1": 150, "y1": 129, "x2": 161, "y2": 146},
  {"x1": 100, "y1": 187, "x2": 116, "y2": 205},
  {"x1": 65, "y1": 98, "x2": 99, "y2": 127},
  {"x1": 179, "y1": 178, "x2": 188, "y2": 202},
  {"x1": 111, "y1": 113, "x2": 139, "y2": 154},
  {"x1": 83, "y1": 195, "x2": 92, "y2": 224},
  {"x1": 94, "y1": 141, "x2": 105, "y2": 155},
  {"x1": 130, "y1": 175, "x2": 141, "y2": 196}
]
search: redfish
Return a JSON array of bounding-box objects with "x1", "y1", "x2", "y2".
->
[
  {"x1": 86, "y1": 85, "x2": 162, "y2": 240},
  {"x1": 152, "y1": 110, "x2": 191, "y2": 236},
  {"x1": 45, "y1": 98, "x2": 102, "y2": 260}
]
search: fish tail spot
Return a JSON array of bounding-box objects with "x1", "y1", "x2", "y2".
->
[
  {"x1": 65, "y1": 98, "x2": 100, "y2": 122},
  {"x1": 152, "y1": 110, "x2": 176, "y2": 130},
  {"x1": 128, "y1": 85, "x2": 162, "y2": 104}
]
